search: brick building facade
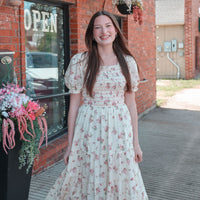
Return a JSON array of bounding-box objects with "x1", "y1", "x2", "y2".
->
[{"x1": 0, "y1": 0, "x2": 156, "y2": 174}]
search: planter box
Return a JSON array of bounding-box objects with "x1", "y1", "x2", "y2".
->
[{"x1": 0, "y1": 134, "x2": 32, "y2": 200}]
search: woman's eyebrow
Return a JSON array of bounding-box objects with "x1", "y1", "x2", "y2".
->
[{"x1": 94, "y1": 22, "x2": 112, "y2": 26}]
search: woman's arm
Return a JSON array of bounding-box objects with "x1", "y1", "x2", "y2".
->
[
  {"x1": 124, "y1": 91, "x2": 143, "y2": 163},
  {"x1": 64, "y1": 93, "x2": 81, "y2": 165}
]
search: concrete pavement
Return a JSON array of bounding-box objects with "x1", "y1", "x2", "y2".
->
[{"x1": 29, "y1": 86, "x2": 200, "y2": 200}]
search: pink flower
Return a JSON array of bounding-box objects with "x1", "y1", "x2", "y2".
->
[
  {"x1": 25, "y1": 101, "x2": 41, "y2": 120},
  {"x1": 97, "y1": 137, "x2": 104, "y2": 143},
  {"x1": 78, "y1": 178, "x2": 82, "y2": 183},
  {"x1": 28, "y1": 112, "x2": 36, "y2": 120},
  {"x1": 115, "y1": 185, "x2": 119, "y2": 192},
  {"x1": 112, "y1": 101, "x2": 116, "y2": 106},
  {"x1": 78, "y1": 155, "x2": 83, "y2": 161},
  {"x1": 100, "y1": 172, "x2": 105, "y2": 178},
  {"x1": 72, "y1": 167, "x2": 77, "y2": 173},
  {"x1": 113, "y1": 166, "x2": 118, "y2": 172},
  {"x1": 105, "y1": 126, "x2": 108, "y2": 132},
  {"x1": 11, "y1": 105, "x2": 27, "y2": 118},
  {"x1": 112, "y1": 129, "x2": 117, "y2": 135},
  {"x1": 118, "y1": 114, "x2": 123, "y2": 121},
  {"x1": 95, "y1": 154, "x2": 99, "y2": 160},
  {"x1": 96, "y1": 187, "x2": 100, "y2": 193},
  {"x1": 26, "y1": 101, "x2": 40, "y2": 112},
  {"x1": 122, "y1": 168, "x2": 127, "y2": 174}
]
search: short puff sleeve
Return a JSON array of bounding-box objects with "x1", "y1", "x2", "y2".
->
[
  {"x1": 64, "y1": 53, "x2": 85, "y2": 94},
  {"x1": 126, "y1": 55, "x2": 140, "y2": 92}
]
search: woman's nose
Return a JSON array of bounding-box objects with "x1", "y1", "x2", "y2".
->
[{"x1": 101, "y1": 27, "x2": 107, "y2": 34}]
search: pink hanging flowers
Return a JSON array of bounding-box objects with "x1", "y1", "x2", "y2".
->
[{"x1": 0, "y1": 83, "x2": 48, "y2": 173}]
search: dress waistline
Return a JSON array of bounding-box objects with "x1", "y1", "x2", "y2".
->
[{"x1": 82, "y1": 99, "x2": 125, "y2": 107}]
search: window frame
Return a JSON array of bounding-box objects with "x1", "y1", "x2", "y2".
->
[{"x1": 24, "y1": 0, "x2": 71, "y2": 141}]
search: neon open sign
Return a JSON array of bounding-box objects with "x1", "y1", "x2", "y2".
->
[{"x1": 24, "y1": 9, "x2": 57, "y2": 33}]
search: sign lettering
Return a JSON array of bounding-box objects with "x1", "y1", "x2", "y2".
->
[{"x1": 24, "y1": 9, "x2": 57, "y2": 33}]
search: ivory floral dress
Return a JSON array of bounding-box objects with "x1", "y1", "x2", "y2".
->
[{"x1": 46, "y1": 52, "x2": 148, "y2": 200}]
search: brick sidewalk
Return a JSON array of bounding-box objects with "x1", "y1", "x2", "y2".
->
[
  {"x1": 29, "y1": 160, "x2": 65, "y2": 199},
  {"x1": 29, "y1": 88, "x2": 200, "y2": 200}
]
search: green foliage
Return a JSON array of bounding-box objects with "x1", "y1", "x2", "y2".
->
[
  {"x1": 156, "y1": 79, "x2": 200, "y2": 106},
  {"x1": 18, "y1": 119, "x2": 43, "y2": 174},
  {"x1": 157, "y1": 79, "x2": 200, "y2": 96},
  {"x1": 37, "y1": 32, "x2": 57, "y2": 53},
  {"x1": 0, "y1": 117, "x2": 44, "y2": 174},
  {"x1": 116, "y1": 0, "x2": 143, "y2": 8},
  {"x1": 156, "y1": 99, "x2": 166, "y2": 107}
]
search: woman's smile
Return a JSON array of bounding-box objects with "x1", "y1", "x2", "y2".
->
[{"x1": 100, "y1": 34, "x2": 110, "y2": 40}]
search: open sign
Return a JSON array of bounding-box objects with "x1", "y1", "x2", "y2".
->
[{"x1": 24, "y1": 9, "x2": 57, "y2": 33}]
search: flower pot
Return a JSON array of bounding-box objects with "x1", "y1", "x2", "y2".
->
[
  {"x1": 117, "y1": 3, "x2": 133, "y2": 15},
  {"x1": 0, "y1": 133, "x2": 33, "y2": 200}
]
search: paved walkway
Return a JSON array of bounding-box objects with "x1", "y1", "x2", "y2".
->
[{"x1": 29, "y1": 86, "x2": 200, "y2": 200}]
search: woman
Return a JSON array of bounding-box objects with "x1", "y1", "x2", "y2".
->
[{"x1": 46, "y1": 10, "x2": 148, "y2": 200}]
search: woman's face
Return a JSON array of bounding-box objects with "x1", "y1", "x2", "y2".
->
[{"x1": 93, "y1": 15, "x2": 117, "y2": 47}]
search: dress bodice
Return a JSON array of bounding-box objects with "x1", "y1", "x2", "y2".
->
[
  {"x1": 82, "y1": 64, "x2": 126, "y2": 106},
  {"x1": 64, "y1": 52, "x2": 140, "y2": 107}
]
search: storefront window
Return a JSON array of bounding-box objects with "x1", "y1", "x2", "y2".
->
[{"x1": 24, "y1": 1, "x2": 67, "y2": 138}]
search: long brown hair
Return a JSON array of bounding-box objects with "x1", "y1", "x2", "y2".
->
[{"x1": 85, "y1": 10, "x2": 134, "y2": 97}]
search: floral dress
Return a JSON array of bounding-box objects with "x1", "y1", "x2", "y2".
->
[{"x1": 45, "y1": 52, "x2": 148, "y2": 200}]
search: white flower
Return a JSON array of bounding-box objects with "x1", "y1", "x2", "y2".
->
[{"x1": 2, "y1": 111, "x2": 9, "y2": 118}]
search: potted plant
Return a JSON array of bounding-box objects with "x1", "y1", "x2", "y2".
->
[
  {"x1": 113, "y1": 0, "x2": 143, "y2": 24},
  {"x1": 0, "y1": 81, "x2": 48, "y2": 199}
]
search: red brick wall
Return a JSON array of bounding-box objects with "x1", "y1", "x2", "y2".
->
[
  {"x1": 127, "y1": 0, "x2": 156, "y2": 113},
  {"x1": 69, "y1": 0, "x2": 156, "y2": 114},
  {"x1": 0, "y1": 0, "x2": 156, "y2": 173},
  {"x1": 185, "y1": 0, "x2": 200, "y2": 79},
  {"x1": 0, "y1": 0, "x2": 25, "y2": 85}
]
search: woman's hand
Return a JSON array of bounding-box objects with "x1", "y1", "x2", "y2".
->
[
  {"x1": 64, "y1": 146, "x2": 71, "y2": 165},
  {"x1": 134, "y1": 144, "x2": 143, "y2": 163}
]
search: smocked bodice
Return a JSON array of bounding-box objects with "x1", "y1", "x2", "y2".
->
[
  {"x1": 82, "y1": 65, "x2": 125, "y2": 106},
  {"x1": 64, "y1": 52, "x2": 140, "y2": 106}
]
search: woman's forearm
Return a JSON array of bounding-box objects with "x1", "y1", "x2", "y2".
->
[
  {"x1": 129, "y1": 102, "x2": 139, "y2": 147},
  {"x1": 125, "y1": 92, "x2": 140, "y2": 147},
  {"x1": 67, "y1": 94, "x2": 81, "y2": 148}
]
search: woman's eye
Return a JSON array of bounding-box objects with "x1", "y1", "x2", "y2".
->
[{"x1": 94, "y1": 26, "x2": 100, "y2": 29}]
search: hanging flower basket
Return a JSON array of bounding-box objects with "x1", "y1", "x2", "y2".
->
[
  {"x1": 113, "y1": 0, "x2": 143, "y2": 24},
  {"x1": 117, "y1": 3, "x2": 133, "y2": 15}
]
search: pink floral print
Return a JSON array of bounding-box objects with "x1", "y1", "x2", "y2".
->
[{"x1": 46, "y1": 52, "x2": 148, "y2": 200}]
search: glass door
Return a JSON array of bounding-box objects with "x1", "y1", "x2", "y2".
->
[{"x1": 24, "y1": 1, "x2": 69, "y2": 138}]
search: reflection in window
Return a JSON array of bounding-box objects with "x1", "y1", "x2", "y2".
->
[{"x1": 24, "y1": 1, "x2": 66, "y2": 138}]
